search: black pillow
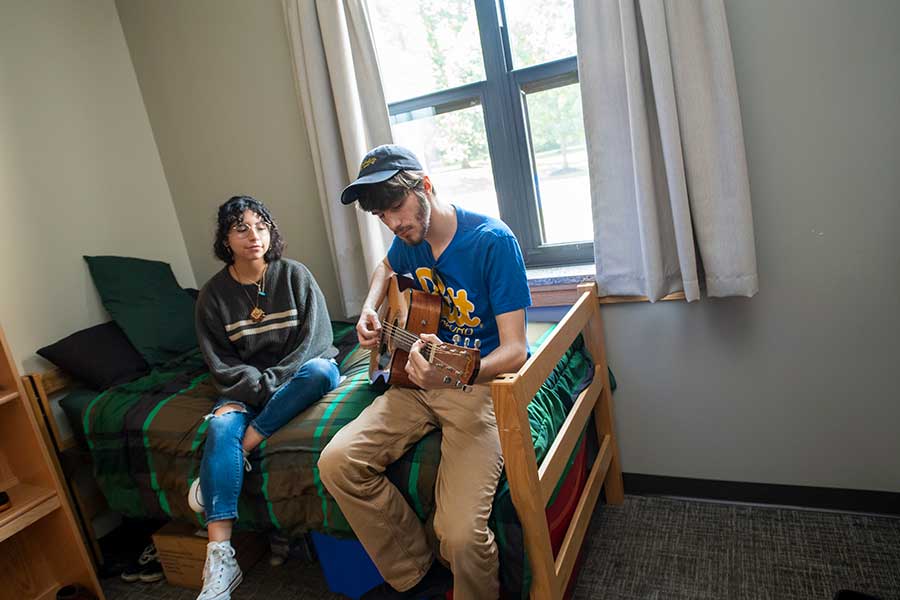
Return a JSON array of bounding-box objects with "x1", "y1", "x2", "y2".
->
[{"x1": 37, "y1": 322, "x2": 150, "y2": 390}]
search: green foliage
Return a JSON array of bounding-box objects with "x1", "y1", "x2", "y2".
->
[
  {"x1": 392, "y1": 0, "x2": 583, "y2": 169},
  {"x1": 417, "y1": 0, "x2": 487, "y2": 168}
]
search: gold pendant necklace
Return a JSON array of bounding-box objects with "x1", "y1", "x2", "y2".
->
[
  {"x1": 233, "y1": 264, "x2": 267, "y2": 323},
  {"x1": 249, "y1": 305, "x2": 265, "y2": 323}
]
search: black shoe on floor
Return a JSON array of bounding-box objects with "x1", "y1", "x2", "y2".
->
[
  {"x1": 137, "y1": 559, "x2": 165, "y2": 583},
  {"x1": 360, "y1": 561, "x2": 451, "y2": 600},
  {"x1": 120, "y1": 544, "x2": 158, "y2": 583}
]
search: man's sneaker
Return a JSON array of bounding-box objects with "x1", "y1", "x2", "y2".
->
[
  {"x1": 196, "y1": 541, "x2": 242, "y2": 600},
  {"x1": 120, "y1": 544, "x2": 159, "y2": 582},
  {"x1": 138, "y1": 558, "x2": 165, "y2": 583},
  {"x1": 188, "y1": 453, "x2": 252, "y2": 514},
  {"x1": 360, "y1": 561, "x2": 451, "y2": 599}
]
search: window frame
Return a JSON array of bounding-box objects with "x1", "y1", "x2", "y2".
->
[{"x1": 382, "y1": 0, "x2": 593, "y2": 267}]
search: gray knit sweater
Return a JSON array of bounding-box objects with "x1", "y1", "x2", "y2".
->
[{"x1": 195, "y1": 258, "x2": 336, "y2": 408}]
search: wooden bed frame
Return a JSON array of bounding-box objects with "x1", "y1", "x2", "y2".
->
[
  {"x1": 21, "y1": 368, "x2": 110, "y2": 569},
  {"x1": 25, "y1": 281, "x2": 623, "y2": 598},
  {"x1": 492, "y1": 282, "x2": 624, "y2": 599}
]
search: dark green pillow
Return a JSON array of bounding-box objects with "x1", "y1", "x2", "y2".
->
[{"x1": 84, "y1": 256, "x2": 197, "y2": 365}]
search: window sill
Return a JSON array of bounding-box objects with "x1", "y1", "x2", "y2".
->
[
  {"x1": 527, "y1": 264, "x2": 686, "y2": 307},
  {"x1": 527, "y1": 264, "x2": 594, "y2": 307}
]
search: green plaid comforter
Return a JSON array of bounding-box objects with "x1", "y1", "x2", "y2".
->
[{"x1": 83, "y1": 323, "x2": 598, "y2": 597}]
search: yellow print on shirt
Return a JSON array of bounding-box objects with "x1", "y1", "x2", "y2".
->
[{"x1": 415, "y1": 267, "x2": 482, "y2": 329}]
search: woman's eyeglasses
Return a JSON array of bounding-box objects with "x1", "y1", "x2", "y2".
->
[{"x1": 230, "y1": 222, "x2": 271, "y2": 238}]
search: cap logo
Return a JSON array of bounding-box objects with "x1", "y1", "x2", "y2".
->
[{"x1": 360, "y1": 156, "x2": 378, "y2": 170}]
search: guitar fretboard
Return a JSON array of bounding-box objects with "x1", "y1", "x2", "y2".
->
[{"x1": 382, "y1": 321, "x2": 436, "y2": 359}]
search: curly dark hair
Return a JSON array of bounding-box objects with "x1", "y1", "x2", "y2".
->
[{"x1": 213, "y1": 196, "x2": 285, "y2": 264}]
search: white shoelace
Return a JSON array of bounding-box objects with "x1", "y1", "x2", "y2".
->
[
  {"x1": 138, "y1": 544, "x2": 157, "y2": 565},
  {"x1": 202, "y1": 543, "x2": 236, "y2": 588}
]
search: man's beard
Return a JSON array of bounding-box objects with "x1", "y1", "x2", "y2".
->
[{"x1": 401, "y1": 195, "x2": 431, "y2": 245}]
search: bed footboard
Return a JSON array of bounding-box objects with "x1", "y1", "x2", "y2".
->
[{"x1": 491, "y1": 282, "x2": 623, "y2": 600}]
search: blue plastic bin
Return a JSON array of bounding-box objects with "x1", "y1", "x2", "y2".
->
[{"x1": 310, "y1": 531, "x2": 384, "y2": 599}]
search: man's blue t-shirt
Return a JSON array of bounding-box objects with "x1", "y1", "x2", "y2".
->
[{"x1": 386, "y1": 206, "x2": 531, "y2": 357}]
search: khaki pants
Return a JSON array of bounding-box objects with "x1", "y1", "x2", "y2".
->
[{"x1": 318, "y1": 383, "x2": 503, "y2": 600}]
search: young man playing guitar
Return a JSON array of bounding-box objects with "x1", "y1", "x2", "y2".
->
[{"x1": 319, "y1": 145, "x2": 531, "y2": 600}]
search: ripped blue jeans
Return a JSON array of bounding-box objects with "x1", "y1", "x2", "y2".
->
[{"x1": 200, "y1": 357, "x2": 340, "y2": 522}]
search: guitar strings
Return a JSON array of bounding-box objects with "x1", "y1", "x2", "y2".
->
[
  {"x1": 385, "y1": 323, "x2": 460, "y2": 374},
  {"x1": 379, "y1": 321, "x2": 463, "y2": 375},
  {"x1": 380, "y1": 321, "x2": 437, "y2": 349},
  {"x1": 381, "y1": 322, "x2": 444, "y2": 361}
]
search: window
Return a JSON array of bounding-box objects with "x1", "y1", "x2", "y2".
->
[{"x1": 367, "y1": 0, "x2": 592, "y2": 267}]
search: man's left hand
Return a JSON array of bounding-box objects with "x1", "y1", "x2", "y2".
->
[{"x1": 406, "y1": 333, "x2": 456, "y2": 390}]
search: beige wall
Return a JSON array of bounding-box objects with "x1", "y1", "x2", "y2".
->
[
  {"x1": 0, "y1": 0, "x2": 195, "y2": 371},
  {"x1": 593, "y1": 0, "x2": 900, "y2": 492},
  {"x1": 115, "y1": 0, "x2": 341, "y2": 316}
]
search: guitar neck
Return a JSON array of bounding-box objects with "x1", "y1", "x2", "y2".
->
[{"x1": 384, "y1": 324, "x2": 431, "y2": 358}]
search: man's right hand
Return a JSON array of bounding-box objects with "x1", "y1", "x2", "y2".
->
[{"x1": 356, "y1": 307, "x2": 382, "y2": 349}]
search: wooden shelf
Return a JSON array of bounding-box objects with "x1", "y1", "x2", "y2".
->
[
  {"x1": 0, "y1": 321, "x2": 103, "y2": 598},
  {"x1": 0, "y1": 389, "x2": 18, "y2": 407},
  {"x1": 0, "y1": 482, "x2": 59, "y2": 543}
]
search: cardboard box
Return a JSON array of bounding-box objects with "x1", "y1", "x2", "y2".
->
[{"x1": 152, "y1": 521, "x2": 267, "y2": 589}]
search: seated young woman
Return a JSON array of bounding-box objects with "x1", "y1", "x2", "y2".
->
[{"x1": 188, "y1": 195, "x2": 340, "y2": 600}]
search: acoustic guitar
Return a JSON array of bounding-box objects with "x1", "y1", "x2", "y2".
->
[{"x1": 369, "y1": 274, "x2": 481, "y2": 389}]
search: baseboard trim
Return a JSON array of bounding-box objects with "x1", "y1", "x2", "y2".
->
[{"x1": 622, "y1": 473, "x2": 900, "y2": 516}]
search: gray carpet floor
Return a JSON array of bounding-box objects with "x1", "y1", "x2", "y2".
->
[{"x1": 102, "y1": 495, "x2": 900, "y2": 600}]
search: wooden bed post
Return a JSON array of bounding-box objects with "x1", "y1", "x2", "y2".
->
[
  {"x1": 577, "y1": 282, "x2": 625, "y2": 505},
  {"x1": 492, "y1": 376, "x2": 558, "y2": 598},
  {"x1": 492, "y1": 284, "x2": 625, "y2": 599}
]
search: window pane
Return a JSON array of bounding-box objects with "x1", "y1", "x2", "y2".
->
[
  {"x1": 367, "y1": 0, "x2": 486, "y2": 104},
  {"x1": 391, "y1": 103, "x2": 499, "y2": 220},
  {"x1": 504, "y1": 0, "x2": 577, "y2": 70},
  {"x1": 524, "y1": 83, "x2": 592, "y2": 244}
]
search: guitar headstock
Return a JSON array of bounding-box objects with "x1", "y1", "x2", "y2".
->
[{"x1": 430, "y1": 338, "x2": 481, "y2": 390}]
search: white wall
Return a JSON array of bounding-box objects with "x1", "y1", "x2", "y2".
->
[
  {"x1": 595, "y1": 0, "x2": 900, "y2": 492},
  {"x1": 114, "y1": 0, "x2": 341, "y2": 316},
  {"x1": 0, "y1": 0, "x2": 195, "y2": 371}
]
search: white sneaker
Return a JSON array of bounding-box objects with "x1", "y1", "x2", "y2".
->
[
  {"x1": 188, "y1": 478, "x2": 205, "y2": 513},
  {"x1": 196, "y1": 541, "x2": 242, "y2": 600}
]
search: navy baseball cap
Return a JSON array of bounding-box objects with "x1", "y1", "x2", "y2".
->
[{"x1": 340, "y1": 144, "x2": 423, "y2": 205}]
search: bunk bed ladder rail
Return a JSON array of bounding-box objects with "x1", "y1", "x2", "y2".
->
[{"x1": 492, "y1": 282, "x2": 624, "y2": 600}]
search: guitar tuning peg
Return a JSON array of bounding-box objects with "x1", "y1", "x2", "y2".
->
[
  {"x1": 452, "y1": 334, "x2": 461, "y2": 344},
  {"x1": 443, "y1": 375, "x2": 452, "y2": 384},
  {"x1": 462, "y1": 384, "x2": 471, "y2": 393},
  {"x1": 464, "y1": 337, "x2": 470, "y2": 347},
  {"x1": 474, "y1": 339, "x2": 481, "y2": 349},
  {"x1": 455, "y1": 380, "x2": 463, "y2": 389}
]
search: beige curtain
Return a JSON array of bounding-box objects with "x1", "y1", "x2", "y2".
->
[
  {"x1": 282, "y1": 0, "x2": 393, "y2": 317},
  {"x1": 576, "y1": 0, "x2": 758, "y2": 301}
]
